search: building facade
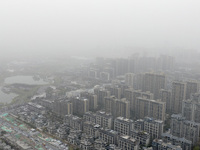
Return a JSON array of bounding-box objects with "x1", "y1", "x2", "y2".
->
[
  {"x1": 142, "y1": 73, "x2": 165, "y2": 100},
  {"x1": 171, "y1": 82, "x2": 186, "y2": 114},
  {"x1": 118, "y1": 135, "x2": 139, "y2": 150},
  {"x1": 114, "y1": 117, "x2": 134, "y2": 136},
  {"x1": 135, "y1": 97, "x2": 166, "y2": 121},
  {"x1": 160, "y1": 89, "x2": 171, "y2": 114},
  {"x1": 171, "y1": 114, "x2": 200, "y2": 145}
]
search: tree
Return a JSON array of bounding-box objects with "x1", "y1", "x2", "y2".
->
[
  {"x1": 1, "y1": 131, "x2": 7, "y2": 136},
  {"x1": 193, "y1": 146, "x2": 200, "y2": 150}
]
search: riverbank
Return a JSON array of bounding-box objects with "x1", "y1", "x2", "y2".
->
[{"x1": 0, "y1": 75, "x2": 50, "y2": 105}]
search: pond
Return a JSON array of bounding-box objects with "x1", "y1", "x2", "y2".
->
[
  {"x1": 0, "y1": 88, "x2": 17, "y2": 103},
  {"x1": 4, "y1": 75, "x2": 48, "y2": 85},
  {"x1": 0, "y1": 75, "x2": 48, "y2": 103}
]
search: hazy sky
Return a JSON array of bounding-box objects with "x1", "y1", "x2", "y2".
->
[{"x1": 0, "y1": 0, "x2": 200, "y2": 58}]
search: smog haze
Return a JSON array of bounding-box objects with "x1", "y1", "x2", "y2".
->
[{"x1": 0, "y1": 0, "x2": 200, "y2": 59}]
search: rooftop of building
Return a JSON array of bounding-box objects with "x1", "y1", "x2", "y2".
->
[
  {"x1": 171, "y1": 114, "x2": 185, "y2": 120},
  {"x1": 75, "y1": 96, "x2": 88, "y2": 101},
  {"x1": 120, "y1": 135, "x2": 136, "y2": 142},
  {"x1": 28, "y1": 102, "x2": 44, "y2": 109},
  {"x1": 153, "y1": 139, "x2": 182, "y2": 149},
  {"x1": 100, "y1": 128, "x2": 118, "y2": 135},
  {"x1": 132, "y1": 130, "x2": 149, "y2": 136},
  {"x1": 96, "y1": 111, "x2": 112, "y2": 117},
  {"x1": 144, "y1": 117, "x2": 163, "y2": 124},
  {"x1": 115, "y1": 117, "x2": 134, "y2": 123},
  {"x1": 162, "y1": 133, "x2": 192, "y2": 144}
]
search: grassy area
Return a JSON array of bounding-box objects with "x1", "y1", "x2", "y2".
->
[
  {"x1": 193, "y1": 146, "x2": 200, "y2": 150},
  {"x1": 69, "y1": 146, "x2": 74, "y2": 150},
  {"x1": 10, "y1": 85, "x2": 41, "y2": 104}
]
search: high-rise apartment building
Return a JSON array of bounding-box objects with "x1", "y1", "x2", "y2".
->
[
  {"x1": 171, "y1": 81, "x2": 186, "y2": 114},
  {"x1": 115, "y1": 98, "x2": 130, "y2": 119},
  {"x1": 134, "y1": 73, "x2": 144, "y2": 90},
  {"x1": 94, "y1": 88, "x2": 110, "y2": 108},
  {"x1": 128, "y1": 58, "x2": 136, "y2": 73},
  {"x1": 80, "y1": 92, "x2": 98, "y2": 111},
  {"x1": 182, "y1": 100, "x2": 200, "y2": 123},
  {"x1": 100, "y1": 72, "x2": 110, "y2": 81},
  {"x1": 72, "y1": 97, "x2": 89, "y2": 116},
  {"x1": 105, "y1": 96, "x2": 130, "y2": 118},
  {"x1": 52, "y1": 100, "x2": 73, "y2": 116},
  {"x1": 170, "y1": 114, "x2": 185, "y2": 138},
  {"x1": 125, "y1": 73, "x2": 135, "y2": 88},
  {"x1": 182, "y1": 100, "x2": 195, "y2": 121},
  {"x1": 104, "y1": 96, "x2": 115, "y2": 114},
  {"x1": 88, "y1": 69, "x2": 98, "y2": 79},
  {"x1": 105, "y1": 85, "x2": 122, "y2": 99},
  {"x1": 160, "y1": 89, "x2": 171, "y2": 113},
  {"x1": 149, "y1": 100, "x2": 166, "y2": 121},
  {"x1": 115, "y1": 58, "x2": 129, "y2": 76},
  {"x1": 186, "y1": 81, "x2": 199, "y2": 100},
  {"x1": 135, "y1": 97, "x2": 149, "y2": 119},
  {"x1": 143, "y1": 73, "x2": 165, "y2": 100},
  {"x1": 159, "y1": 55, "x2": 174, "y2": 71},
  {"x1": 135, "y1": 97, "x2": 166, "y2": 121},
  {"x1": 138, "y1": 57, "x2": 157, "y2": 72},
  {"x1": 124, "y1": 89, "x2": 153, "y2": 116}
]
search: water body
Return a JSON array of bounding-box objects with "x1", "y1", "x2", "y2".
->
[
  {"x1": 0, "y1": 76, "x2": 48, "y2": 103},
  {"x1": 5, "y1": 76, "x2": 48, "y2": 85},
  {"x1": 0, "y1": 88, "x2": 17, "y2": 103}
]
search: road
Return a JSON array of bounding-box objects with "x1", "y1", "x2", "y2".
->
[{"x1": 0, "y1": 111, "x2": 68, "y2": 150}]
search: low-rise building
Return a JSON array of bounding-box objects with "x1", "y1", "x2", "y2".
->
[
  {"x1": 114, "y1": 117, "x2": 134, "y2": 136},
  {"x1": 65, "y1": 115, "x2": 83, "y2": 130},
  {"x1": 118, "y1": 135, "x2": 139, "y2": 150},
  {"x1": 162, "y1": 133, "x2": 192, "y2": 150},
  {"x1": 99, "y1": 128, "x2": 119, "y2": 145},
  {"x1": 57, "y1": 124, "x2": 70, "y2": 139},
  {"x1": 67, "y1": 134, "x2": 80, "y2": 146},
  {"x1": 95, "y1": 111, "x2": 113, "y2": 129},
  {"x1": 171, "y1": 114, "x2": 200, "y2": 145},
  {"x1": 152, "y1": 139, "x2": 182, "y2": 150},
  {"x1": 79, "y1": 139, "x2": 94, "y2": 150},
  {"x1": 83, "y1": 111, "x2": 96, "y2": 124},
  {"x1": 27, "y1": 102, "x2": 46, "y2": 114},
  {"x1": 94, "y1": 139, "x2": 107, "y2": 150},
  {"x1": 83, "y1": 121, "x2": 100, "y2": 138},
  {"x1": 39, "y1": 99, "x2": 53, "y2": 110},
  {"x1": 130, "y1": 130, "x2": 150, "y2": 146},
  {"x1": 134, "y1": 117, "x2": 164, "y2": 140}
]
